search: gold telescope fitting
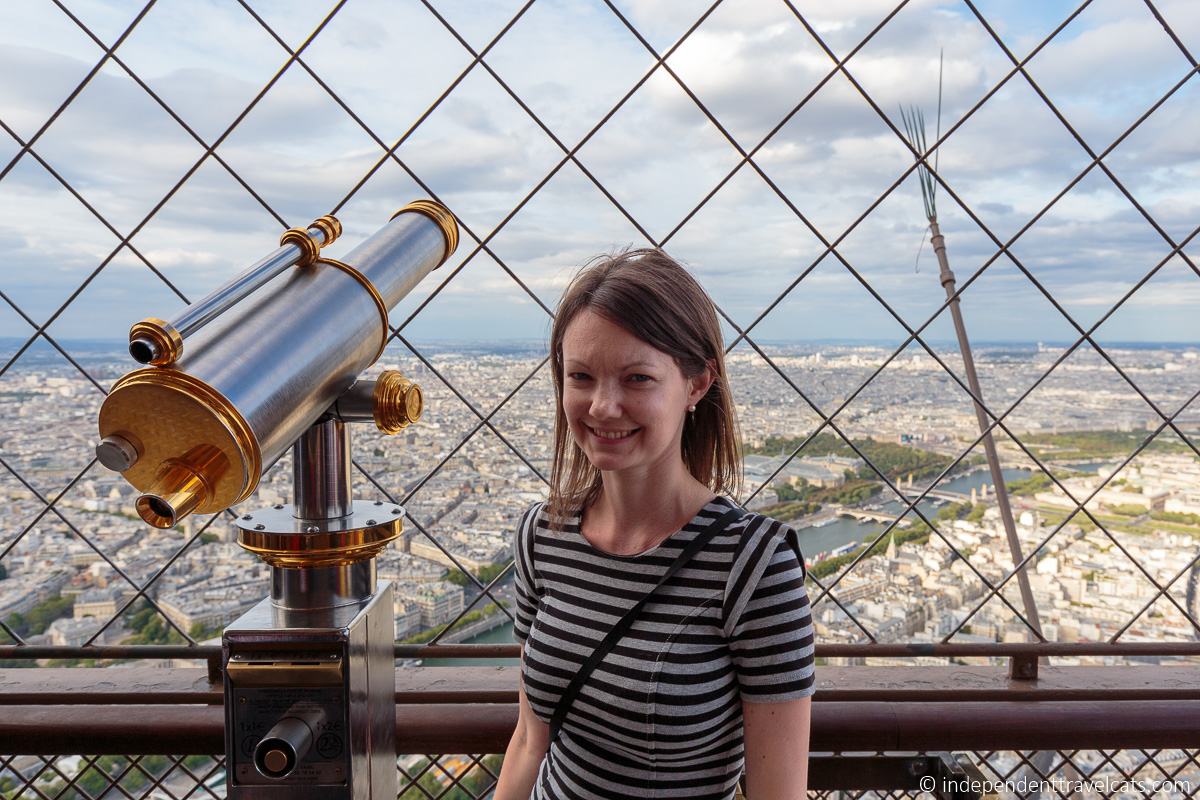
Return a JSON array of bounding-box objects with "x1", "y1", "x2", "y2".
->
[
  {"x1": 314, "y1": 257, "x2": 390, "y2": 365},
  {"x1": 373, "y1": 370, "x2": 423, "y2": 434},
  {"x1": 135, "y1": 444, "x2": 229, "y2": 528},
  {"x1": 238, "y1": 520, "x2": 404, "y2": 569},
  {"x1": 308, "y1": 214, "x2": 342, "y2": 247},
  {"x1": 280, "y1": 227, "x2": 321, "y2": 266},
  {"x1": 391, "y1": 200, "x2": 459, "y2": 266},
  {"x1": 128, "y1": 318, "x2": 183, "y2": 367},
  {"x1": 100, "y1": 368, "x2": 262, "y2": 527}
]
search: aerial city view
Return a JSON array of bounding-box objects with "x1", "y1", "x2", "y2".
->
[
  {"x1": 3, "y1": 0, "x2": 1200, "y2": 794},
  {"x1": 2, "y1": 336, "x2": 1197, "y2": 667}
]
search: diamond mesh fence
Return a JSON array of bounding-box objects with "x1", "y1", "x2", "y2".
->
[
  {"x1": 1, "y1": 749, "x2": 1197, "y2": 799},
  {"x1": 1, "y1": 0, "x2": 1198, "y2": 796}
]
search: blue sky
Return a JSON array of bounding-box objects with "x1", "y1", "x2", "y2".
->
[{"x1": 0, "y1": 0, "x2": 1197, "y2": 347}]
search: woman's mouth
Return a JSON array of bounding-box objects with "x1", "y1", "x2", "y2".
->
[{"x1": 587, "y1": 425, "x2": 640, "y2": 442}]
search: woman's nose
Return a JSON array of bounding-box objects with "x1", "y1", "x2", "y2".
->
[{"x1": 589, "y1": 385, "x2": 622, "y2": 419}]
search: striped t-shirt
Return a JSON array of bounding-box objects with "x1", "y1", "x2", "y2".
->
[{"x1": 511, "y1": 494, "x2": 816, "y2": 800}]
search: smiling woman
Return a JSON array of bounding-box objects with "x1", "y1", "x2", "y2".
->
[{"x1": 494, "y1": 249, "x2": 816, "y2": 800}]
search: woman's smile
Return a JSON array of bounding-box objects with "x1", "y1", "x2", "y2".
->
[{"x1": 586, "y1": 425, "x2": 641, "y2": 442}]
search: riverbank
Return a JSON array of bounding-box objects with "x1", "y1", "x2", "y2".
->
[
  {"x1": 434, "y1": 608, "x2": 510, "y2": 644},
  {"x1": 791, "y1": 460, "x2": 1111, "y2": 564}
]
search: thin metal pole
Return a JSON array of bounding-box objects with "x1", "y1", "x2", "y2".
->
[{"x1": 929, "y1": 219, "x2": 1044, "y2": 644}]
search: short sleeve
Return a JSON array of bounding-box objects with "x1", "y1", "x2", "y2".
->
[
  {"x1": 726, "y1": 523, "x2": 816, "y2": 703},
  {"x1": 511, "y1": 501, "x2": 544, "y2": 645}
]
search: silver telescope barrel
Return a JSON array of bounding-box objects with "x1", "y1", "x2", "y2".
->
[
  {"x1": 129, "y1": 215, "x2": 343, "y2": 366},
  {"x1": 97, "y1": 200, "x2": 458, "y2": 528}
]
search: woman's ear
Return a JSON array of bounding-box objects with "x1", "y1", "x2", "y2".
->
[{"x1": 688, "y1": 360, "x2": 717, "y2": 405}]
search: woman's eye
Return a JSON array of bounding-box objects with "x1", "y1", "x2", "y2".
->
[
  {"x1": 628, "y1": 374, "x2": 652, "y2": 383},
  {"x1": 567, "y1": 372, "x2": 590, "y2": 381}
]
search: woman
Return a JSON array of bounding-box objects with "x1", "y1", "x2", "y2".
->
[{"x1": 495, "y1": 249, "x2": 815, "y2": 799}]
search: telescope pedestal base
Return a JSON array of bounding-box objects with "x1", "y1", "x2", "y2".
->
[
  {"x1": 270, "y1": 562, "x2": 377, "y2": 610},
  {"x1": 223, "y1": 582, "x2": 396, "y2": 799}
]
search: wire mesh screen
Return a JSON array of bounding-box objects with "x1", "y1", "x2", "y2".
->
[
  {"x1": 1, "y1": 0, "x2": 1196, "y2": 659},
  {"x1": 1, "y1": 0, "x2": 1198, "y2": 796},
  {"x1": 1, "y1": 750, "x2": 1197, "y2": 799}
]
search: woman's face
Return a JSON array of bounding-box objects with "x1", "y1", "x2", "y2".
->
[{"x1": 560, "y1": 309, "x2": 705, "y2": 478}]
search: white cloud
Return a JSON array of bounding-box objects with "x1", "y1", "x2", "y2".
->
[{"x1": 0, "y1": 0, "x2": 1196, "y2": 344}]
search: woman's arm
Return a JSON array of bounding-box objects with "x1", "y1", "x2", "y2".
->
[
  {"x1": 494, "y1": 651, "x2": 550, "y2": 800},
  {"x1": 741, "y1": 696, "x2": 812, "y2": 799}
]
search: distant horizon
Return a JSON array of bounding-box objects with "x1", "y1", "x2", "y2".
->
[{"x1": 4, "y1": 335, "x2": 1198, "y2": 351}]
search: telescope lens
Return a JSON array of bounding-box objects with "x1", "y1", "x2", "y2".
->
[
  {"x1": 136, "y1": 495, "x2": 177, "y2": 528},
  {"x1": 128, "y1": 337, "x2": 158, "y2": 364}
]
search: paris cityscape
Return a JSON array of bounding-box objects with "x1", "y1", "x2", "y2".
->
[{"x1": 1, "y1": 336, "x2": 1197, "y2": 669}]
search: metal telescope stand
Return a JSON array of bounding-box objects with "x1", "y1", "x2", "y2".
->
[
  {"x1": 223, "y1": 415, "x2": 402, "y2": 799},
  {"x1": 91, "y1": 201, "x2": 453, "y2": 799}
]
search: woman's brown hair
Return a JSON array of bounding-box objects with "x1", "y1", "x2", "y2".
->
[{"x1": 546, "y1": 248, "x2": 743, "y2": 525}]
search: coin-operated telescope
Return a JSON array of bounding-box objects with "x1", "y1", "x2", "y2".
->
[{"x1": 95, "y1": 201, "x2": 459, "y2": 799}]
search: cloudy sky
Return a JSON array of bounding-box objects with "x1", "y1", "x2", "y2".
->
[{"x1": 1, "y1": 0, "x2": 1197, "y2": 350}]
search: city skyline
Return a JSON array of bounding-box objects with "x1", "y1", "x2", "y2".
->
[{"x1": 2, "y1": 343, "x2": 1198, "y2": 656}]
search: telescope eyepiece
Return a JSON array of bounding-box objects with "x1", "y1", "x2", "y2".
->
[
  {"x1": 128, "y1": 337, "x2": 158, "y2": 365},
  {"x1": 134, "y1": 444, "x2": 229, "y2": 528},
  {"x1": 136, "y1": 494, "x2": 178, "y2": 528},
  {"x1": 127, "y1": 318, "x2": 182, "y2": 366},
  {"x1": 252, "y1": 707, "x2": 322, "y2": 779}
]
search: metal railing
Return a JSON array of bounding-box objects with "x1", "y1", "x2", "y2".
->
[
  {"x1": 1, "y1": 642, "x2": 1198, "y2": 797},
  {"x1": 1, "y1": 0, "x2": 1198, "y2": 796}
]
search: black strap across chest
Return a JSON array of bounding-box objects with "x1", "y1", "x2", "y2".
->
[{"x1": 548, "y1": 504, "x2": 748, "y2": 745}]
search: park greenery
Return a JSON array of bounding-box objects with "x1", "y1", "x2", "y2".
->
[
  {"x1": 807, "y1": 499, "x2": 985, "y2": 581},
  {"x1": 809, "y1": 526, "x2": 928, "y2": 580},
  {"x1": 1108, "y1": 503, "x2": 1149, "y2": 517},
  {"x1": 4, "y1": 593, "x2": 73, "y2": 638},
  {"x1": 445, "y1": 560, "x2": 511, "y2": 589},
  {"x1": 1151, "y1": 510, "x2": 1200, "y2": 526},
  {"x1": 760, "y1": 498, "x2": 822, "y2": 521},
  {"x1": 775, "y1": 477, "x2": 880, "y2": 509},
  {"x1": 1005, "y1": 473, "x2": 1054, "y2": 496},
  {"x1": 935, "y1": 501, "x2": 986, "y2": 524},
  {"x1": 189, "y1": 621, "x2": 223, "y2": 641},
  {"x1": 748, "y1": 432, "x2": 983, "y2": 484},
  {"x1": 123, "y1": 601, "x2": 185, "y2": 645},
  {"x1": 1023, "y1": 429, "x2": 1190, "y2": 460}
]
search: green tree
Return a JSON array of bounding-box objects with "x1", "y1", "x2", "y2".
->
[
  {"x1": 1108, "y1": 503, "x2": 1147, "y2": 517},
  {"x1": 190, "y1": 621, "x2": 223, "y2": 641},
  {"x1": 445, "y1": 560, "x2": 512, "y2": 588},
  {"x1": 1006, "y1": 474, "x2": 1053, "y2": 496},
  {"x1": 1151, "y1": 510, "x2": 1200, "y2": 526},
  {"x1": 4, "y1": 594, "x2": 73, "y2": 638},
  {"x1": 748, "y1": 432, "x2": 980, "y2": 484},
  {"x1": 123, "y1": 600, "x2": 185, "y2": 645}
]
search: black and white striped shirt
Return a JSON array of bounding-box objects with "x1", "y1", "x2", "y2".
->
[{"x1": 511, "y1": 495, "x2": 816, "y2": 800}]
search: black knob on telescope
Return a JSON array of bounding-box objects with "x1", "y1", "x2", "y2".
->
[{"x1": 253, "y1": 716, "x2": 315, "y2": 779}]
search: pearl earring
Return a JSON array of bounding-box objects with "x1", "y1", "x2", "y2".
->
[{"x1": 688, "y1": 405, "x2": 696, "y2": 412}]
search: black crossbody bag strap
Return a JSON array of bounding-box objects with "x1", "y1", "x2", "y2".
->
[{"x1": 548, "y1": 504, "x2": 746, "y2": 744}]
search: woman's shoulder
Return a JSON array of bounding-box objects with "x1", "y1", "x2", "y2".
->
[
  {"x1": 514, "y1": 499, "x2": 545, "y2": 542},
  {"x1": 514, "y1": 498, "x2": 575, "y2": 541},
  {"x1": 720, "y1": 501, "x2": 807, "y2": 582}
]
